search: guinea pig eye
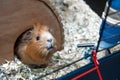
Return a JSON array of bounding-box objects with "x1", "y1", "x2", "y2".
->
[{"x1": 36, "y1": 36, "x2": 40, "y2": 41}]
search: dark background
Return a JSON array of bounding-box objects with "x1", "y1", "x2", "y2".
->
[{"x1": 84, "y1": 0, "x2": 107, "y2": 17}]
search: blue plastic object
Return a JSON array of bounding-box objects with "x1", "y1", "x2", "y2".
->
[
  {"x1": 56, "y1": 50, "x2": 120, "y2": 80},
  {"x1": 99, "y1": 0, "x2": 120, "y2": 48}
]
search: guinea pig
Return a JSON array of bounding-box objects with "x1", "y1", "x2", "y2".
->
[{"x1": 15, "y1": 22, "x2": 57, "y2": 68}]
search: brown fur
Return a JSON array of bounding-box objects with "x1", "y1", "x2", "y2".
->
[{"x1": 15, "y1": 22, "x2": 57, "y2": 67}]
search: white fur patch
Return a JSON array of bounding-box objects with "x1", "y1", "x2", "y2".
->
[{"x1": 41, "y1": 31, "x2": 54, "y2": 55}]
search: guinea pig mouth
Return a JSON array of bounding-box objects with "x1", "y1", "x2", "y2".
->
[{"x1": 47, "y1": 45, "x2": 53, "y2": 50}]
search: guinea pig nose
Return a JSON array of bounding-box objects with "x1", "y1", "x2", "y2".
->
[{"x1": 47, "y1": 39, "x2": 52, "y2": 42}]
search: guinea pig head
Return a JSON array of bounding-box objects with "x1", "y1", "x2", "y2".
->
[{"x1": 26, "y1": 22, "x2": 57, "y2": 62}]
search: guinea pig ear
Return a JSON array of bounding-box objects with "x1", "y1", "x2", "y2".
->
[{"x1": 21, "y1": 29, "x2": 33, "y2": 42}]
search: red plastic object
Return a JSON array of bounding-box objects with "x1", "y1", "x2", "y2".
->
[{"x1": 72, "y1": 50, "x2": 103, "y2": 80}]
